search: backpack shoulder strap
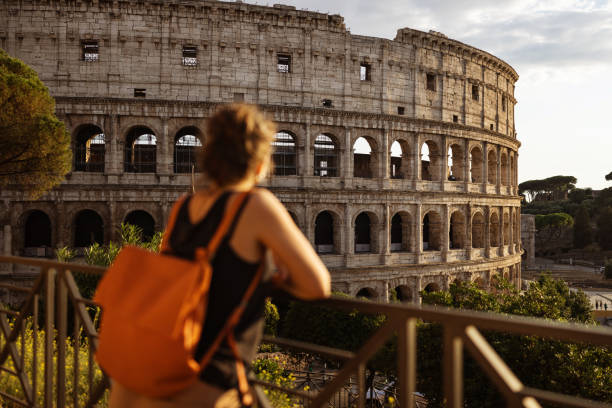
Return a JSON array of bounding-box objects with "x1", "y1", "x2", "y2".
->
[{"x1": 160, "y1": 195, "x2": 190, "y2": 253}]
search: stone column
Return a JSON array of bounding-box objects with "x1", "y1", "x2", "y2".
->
[
  {"x1": 159, "y1": 117, "x2": 171, "y2": 178},
  {"x1": 380, "y1": 282, "x2": 389, "y2": 303},
  {"x1": 482, "y1": 141, "x2": 488, "y2": 189},
  {"x1": 508, "y1": 207, "x2": 514, "y2": 254},
  {"x1": 484, "y1": 206, "x2": 491, "y2": 258},
  {"x1": 344, "y1": 203, "x2": 353, "y2": 266},
  {"x1": 343, "y1": 127, "x2": 352, "y2": 180},
  {"x1": 414, "y1": 204, "x2": 422, "y2": 263},
  {"x1": 303, "y1": 123, "x2": 312, "y2": 176},
  {"x1": 499, "y1": 206, "x2": 505, "y2": 257},
  {"x1": 441, "y1": 204, "x2": 449, "y2": 261},
  {"x1": 382, "y1": 204, "x2": 391, "y2": 264},
  {"x1": 304, "y1": 202, "x2": 313, "y2": 245},
  {"x1": 466, "y1": 203, "x2": 473, "y2": 259},
  {"x1": 440, "y1": 135, "x2": 448, "y2": 188},
  {"x1": 496, "y1": 145, "x2": 502, "y2": 194},
  {"x1": 1, "y1": 225, "x2": 12, "y2": 274},
  {"x1": 381, "y1": 129, "x2": 390, "y2": 180},
  {"x1": 414, "y1": 134, "x2": 422, "y2": 181},
  {"x1": 415, "y1": 276, "x2": 423, "y2": 305},
  {"x1": 464, "y1": 138, "x2": 470, "y2": 190},
  {"x1": 107, "y1": 114, "x2": 122, "y2": 181},
  {"x1": 55, "y1": 202, "x2": 66, "y2": 248}
]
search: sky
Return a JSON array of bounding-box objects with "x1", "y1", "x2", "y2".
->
[{"x1": 233, "y1": 0, "x2": 612, "y2": 190}]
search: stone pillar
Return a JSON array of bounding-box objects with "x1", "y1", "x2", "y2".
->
[
  {"x1": 381, "y1": 129, "x2": 390, "y2": 180},
  {"x1": 464, "y1": 138, "x2": 470, "y2": 190},
  {"x1": 304, "y1": 203, "x2": 313, "y2": 245},
  {"x1": 482, "y1": 141, "x2": 488, "y2": 189},
  {"x1": 440, "y1": 135, "x2": 448, "y2": 188},
  {"x1": 496, "y1": 145, "x2": 502, "y2": 194},
  {"x1": 108, "y1": 114, "x2": 122, "y2": 178},
  {"x1": 1, "y1": 225, "x2": 12, "y2": 274},
  {"x1": 160, "y1": 117, "x2": 171, "y2": 176},
  {"x1": 466, "y1": 202, "x2": 473, "y2": 259},
  {"x1": 499, "y1": 206, "x2": 505, "y2": 257},
  {"x1": 508, "y1": 207, "x2": 514, "y2": 254},
  {"x1": 414, "y1": 135, "x2": 422, "y2": 181},
  {"x1": 441, "y1": 204, "x2": 449, "y2": 261},
  {"x1": 343, "y1": 127, "x2": 352, "y2": 180},
  {"x1": 344, "y1": 203, "x2": 353, "y2": 266},
  {"x1": 382, "y1": 205, "x2": 391, "y2": 264},
  {"x1": 484, "y1": 206, "x2": 491, "y2": 258},
  {"x1": 414, "y1": 204, "x2": 422, "y2": 262},
  {"x1": 415, "y1": 276, "x2": 423, "y2": 305},
  {"x1": 303, "y1": 123, "x2": 312, "y2": 176},
  {"x1": 381, "y1": 282, "x2": 389, "y2": 303},
  {"x1": 55, "y1": 203, "x2": 66, "y2": 248}
]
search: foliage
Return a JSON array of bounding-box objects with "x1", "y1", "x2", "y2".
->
[
  {"x1": 0, "y1": 318, "x2": 107, "y2": 407},
  {"x1": 596, "y1": 207, "x2": 612, "y2": 251},
  {"x1": 252, "y1": 357, "x2": 295, "y2": 408},
  {"x1": 55, "y1": 246, "x2": 76, "y2": 263},
  {"x1": 264, "y1": 298, "x2": 280, "y2": 336},
  {"x1": 0, "y1": 49, "x2": 71, "y2": 198},
  {"x1": 573, "y1": 206, "x2": 594, "y2": 249},
  {"x1": 535, "y1": 212, "x2": 573, "y2": 240},
  {"x1": 519, "y1": 176, "x2": 576, "y2": 202}
]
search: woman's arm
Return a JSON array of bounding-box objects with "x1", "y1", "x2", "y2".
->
[{"x1": 249, "y1": 189, "x2": 331, "y2": 299}]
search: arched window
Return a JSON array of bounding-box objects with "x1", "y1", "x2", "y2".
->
[
  {"x1": 470, "y1": 146, "x2": 483, "y2": 183},
  {"x1": 74, "y1": 125, "x2": 105, "y2": 172},
  {"x1": 447, "y1": 144, "x2": 464, "y2": 181},
  {"x1": 354, "y1": 212, "x2": 372, "y2": 253},
  {"x1": 353, "y1": 137, "x2": 373, "y2": 178},
  {"x1": 471, "y1": 212, "x2": 485, "y2": 248},
  {"x1": 315, "y1": 211, "x2": 334, "y2": 254},
  {"x1": 490, "y1": 213, "x2": 500, "y2": 247},
  {"x1": 74, "y1": 210, "x2": 104, "y2": 247},
  {"x1": 487, "y1": 149, "x2": 497, "y2": 184},
  {"x1": 423, "y1": 283, "x2": 439, "y2": 293},
  {"x1": 390, "y1": 141, "x2": 405, "y2": 179},
  {"x1": 391, "y1": 214, "x2": 403, "y2": 252},
  {"x1": 501, "y1": 153, "x2": 509, "y2": 186},
  {"x1": 423, "y1": 211, "x2": 441, "y2": 251},
  {"x1": 24, "y1": 210, "x2": 52, "y2": 250},
  {"x1": 314, "y1": 134, "x2": 338, "y2": 177},
  {"x1": 272, "y1": 131, "x2": 297, "y2": 176},
  {"x1": 394, "y1": 285, "x2": 412, "y2": 302},
  {"x1": 356, "y1": 287, "x2": 376, "y2": 300},
  {"x1": 174, "y1": 127, "x2": 203, "y2": 173},
  {"x1": 449, "y1": 211, "x2": 465, "y2": 249},
  {"x1": 421, "y1": 141, "x2": 439, "y2": 181},
  {"x1": 125, "y1": 126, "x2": 157, "y2": 173},
  {"x1": 124, "y1": 210, "x2": 156, "y2": 241}
]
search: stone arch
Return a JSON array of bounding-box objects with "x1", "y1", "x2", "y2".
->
[
  {"x1": 314, "y1": 210, "x2": 340, "y2": 254},
  {"x1": 272, "y1": 130, "x2": 297, "y2": 176},
  {"x1": 490, "y1": 212, "x2": 500, "y2": 247},
  {"x1": 352, "y1": 136, "x2": 378, "y2": 178},
  {"x1": 314, "y1": 133, "x2": 339, "y2": 177},
  {"x1": 73, "y1": 124, "x2": 105, "y2": 172},
  {"x1": 423, "y1": 282, "x2": 440, "y2": 293},
  {"x1": 471, "y1": 212, "x2": 485, "y2": 248},
  {"x1": 174, "y1": 126, "x2": 204, "y2": 174},
  {"x1": 124, "y1": 210, "x2": 156, "y2": 241},
  {"x1": 420, "y1": 140, "x2": 440, "y2": 181},
  {"x1": 391, "y1": 211, "x2": 411, "y2": 252},
  {"x1": 23, "y1": 210, "x2": 52, "y2": 252},
  {"x1": 390, "y1": 139, "x2": 411, "y2": 179},
  {"x1": 487, "y1": 148, "x2": 497, "y2": 184},
  {"x1": 355, "y1": 287, "x2": 377, "y2": 300},
  {"x1": 394, "y1": 285, "x2": 413, "y2": 302},
  {"x1": 449, "y1": 210, "x2": 466, "y2": 249},
  {"x1": 124, "y1": 126, "x2": 157, "y2": 173},
  {"x1": 503, "y1": 212, "x2": 510, "y2": 246},
  {"x1": 354, "y1": 211, "x2": 378, "y2": 253},
  {"x1": 447, "y1": 143, "x2": 464, "y2": 181},
  {"x1": 500, "y1": 151, "x2": 509, "y2": 186},
  {"x1": 469, "y1": 145, "x2": 483, "y2": 183},
  {"x1": 74, "y1": 209, "x2": 104, "y2": 247},
  {"x1": 422, "y1": 210, "x2": 442, "y2": 251}
]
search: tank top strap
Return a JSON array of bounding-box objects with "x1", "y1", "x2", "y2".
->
[{"x1": 224, "y1": 193, "x2": 252, "y2": 239}]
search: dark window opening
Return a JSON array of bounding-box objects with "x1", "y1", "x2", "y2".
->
[
  {"x1": 426, "y1": 73, "x2": 436, "y2": 91},
  {"x1": 24, "y1": 211, "x2": 52, "y2": 250},
  {"x1": 74, "y1": 210, "x2": 104, "y2": 248},
  {"x1": 82, "y1": 40, "x2": 99, "y2": 62},
  {"x1": 174, "y1": 128, "x2": 202, "y2": 174},
  {"x1": 322, "y1": 99, "x2": 333, "y2": 108},
  {"x1": 74, "y1": 125, "x2": 105, "y2": 172},
  {"x1": 391, "y1": 214, "x2": 403, "y2": 252},
  {"x1": 315, "y1": 211, "x2": 334, "y2": 254},
  {"x1": 471, "y1": 84, "x2": 479, "y2": 101},
  {"x1": 134, "y1": 88, "x2": 146, "y2": 98},
  {"x1": 502, "y1": 96, "x2": 507, "y2": 112},
  {"x1": 124, "y1": 210, "x2": 156, "y2": 242},
  {"x1": 314, "y1": 134, "x2": 337, "y2": 177},
  {"x1": 490, "y1": 124, "x2": 494, "y2": 131},
  {"x1": 453, "y1": 115, "x2": 458, "y2": 123},
  {"x1": 356, "y1": 288, "x2": 376, "y2": 300},
  {"x1": 355, "y1": 213, "x2": 372, "y2": 253},
  {"x1": 360, "y1": 63, "x2": 371, "y2": 81},
  {"x1": 125, "y1": 127, "x2": 157, "y2": 173},
  {"x1": 234, "y1": 93, "x2": 245, "y2": 102},
  {"x1": 272, "y1": 131, "x2": 297, "y2": 176},
  {"x1": 182, "y1": 45, "x2": 197, "y2": 66},
  {"x1": 277, "y1": 54, "x2": 291, "y2": 73},
  {"x1": 395, "y1": 286, "x2": 412, "y2": 302},
  {"x1": 397, "y1": 106, "x2": 405, "y2": 115}
]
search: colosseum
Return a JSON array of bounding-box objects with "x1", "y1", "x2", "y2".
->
[{"x1": 0, "y1": 0, "x2": 521, "y2": 302}]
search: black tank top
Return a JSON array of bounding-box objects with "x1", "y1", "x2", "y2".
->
[{"x1": 166, "y1": 191, "x2": 271, "y2": 389}]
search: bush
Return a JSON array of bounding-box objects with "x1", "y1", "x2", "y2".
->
[{"x1": 252, "y1": 357, "x2": 295, "y2": 408}]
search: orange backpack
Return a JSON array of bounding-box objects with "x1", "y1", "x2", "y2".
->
[{"x1": 94, "y1": 191, "x2": 261, "y2": 405}]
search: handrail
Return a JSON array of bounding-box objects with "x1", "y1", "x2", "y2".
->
[{"x1": 1, "y1": 255, "x2": 611, "y2": 408}]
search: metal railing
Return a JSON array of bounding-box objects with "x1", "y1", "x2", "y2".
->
[{"x1": 0, "y1": 255, "x2": 611, "y2": 408}]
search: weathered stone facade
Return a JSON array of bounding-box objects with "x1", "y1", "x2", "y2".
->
[{"x1": 0, "y1": 0, "x2": 521, "y2": 302}]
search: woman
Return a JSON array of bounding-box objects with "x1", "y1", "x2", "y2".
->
[{"x1": 109, "y1": 104, "x2": 331, "y2": 408}]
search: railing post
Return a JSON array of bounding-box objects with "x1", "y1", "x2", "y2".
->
[
  {"x1": 443, "y1": 324, "x2": 464, "y2": 408},
  {"x1": 44, "y1": 268, "x2": 56, "y2": 408},
  {"x1": 398, "y1": 317, "x2": 417, "y2": 408},
  {"x1": 357, "y1": 363, "x2": 366, "y2": 408},
  {"x1": 56, "y1": 270, "x2": 68, "y2": 407}
]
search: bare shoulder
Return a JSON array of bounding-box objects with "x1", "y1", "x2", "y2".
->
[{"x1": 248, "y1": 188, "x2": 283, "y2": 211}]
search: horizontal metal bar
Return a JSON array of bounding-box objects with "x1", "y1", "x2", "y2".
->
[
  {"x1": 521, "y1": 387, "x2": 612, "y2": 408},
  {"x1": 0, "y1": 390, "x2": 28, "y2": 407},
  {"x1": 250, "y1": 378, "x2": 313, "y2": 400},
  {"x1": 0, "y1": 255, "x2": 105, "y2": 275},
  {"x1": 262, "y1": 335, "x2": 355, "y2": 360}
]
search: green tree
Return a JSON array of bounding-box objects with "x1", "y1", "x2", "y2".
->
[
  {"x1": 535, "y1": 212, "x2": 573, "y2": 241},
  {"x1": 596, "y1": 207, "x2": 612, "y2": 250},
  {"x1": 0, "y1": 49, "x2": 71, "y2": 198},
  {"x1": 573, "y1": 206, "x2": 594, "y2": 249}
]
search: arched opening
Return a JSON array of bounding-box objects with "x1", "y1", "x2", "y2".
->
[
  {"x1": 487, "y1": 149, "x2": 497, "y2": 184},
  {"x1": 356, "y1": 287, "x2": 376, "y2": 300},
  {"x1": 423, "y1": 211, "x2": 441, "y2": 251},
  {"x1": 449, "y1": 211, "x2": 466, "y2": 249},
  {"x1": 390, "y1": 140, "x2": 407, "y2": 179},
  {"x1": 314, "y1": 134, "x2": 338, "y2": 177},
  {"x1": 124, "y1": 210, "x2": 156, "y2": 241},
  {"x1": 314, "y1": 211, "x2": 334, "y2": 254},
  {"x1": 174, "y1": 127, "x2": 203, "y2": 173},
  {"x1": 503, "y1": 213, "x2": 510, "y2": 246},
  {"x1": 74, "y1": 210, "x2": 104, "y2": 247},
  {"x1": 501, "y1": 153, "x2": 509, "y2": 186},
  {"x1": 354, "y1": 212, "x2": 372, "y2": 253},
  {"x1": 490, "y1": 212, "x2": 500, "y2": 247},
  {"x1": 471, "y1": 212, "x2": 485, "y2": 248},
  {"x1": 272, "y1": 131, "x2": 297, "y2": 176},
  {"x1": 74, "y1": 125, "x2": 105, "y2": 172},
  {"x1": 423, "y1": 283, "x2": 440, "y2": 293},
  {"x1": 447, "y1": 144, "x2": 464, "y2": 181},
  {"x1": 420, "y1": 141, "x2": 440, "y2": 181},
  {"x1": 353, "y1": 137, "x2": 375, "y2": 178},
  {"x1": 125, "y1": 126, "x2": 157, "y2": 173},
  {"x1": 24, "y1": 211, "x2": 52, "y2": 252},
  {"x1": 470, "y1": 146, "x2": 483, "y2": 183},
  {"x1": 391, "y1": 212, "x2": 411, "y2": 252},
  {"x1": 395, "y1": 285, "x2": 413, "y2": 302}
]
